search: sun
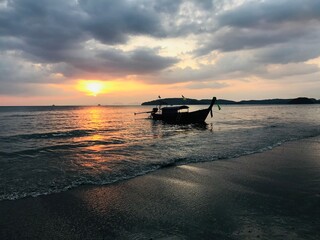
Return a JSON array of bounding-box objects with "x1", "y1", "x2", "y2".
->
[
  {"x1": 86, "y1": 82, "x2": 103, "y2": 96},
  {"x1": 77, "y1": 80, "x2": 108, "y2": 96}
]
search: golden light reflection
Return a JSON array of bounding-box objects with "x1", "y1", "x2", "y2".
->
[{"x1": 81, "y1": 108, "x2": 106, "y2": 153}]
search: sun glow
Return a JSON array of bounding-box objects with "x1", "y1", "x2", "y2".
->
[
  {"x1": 77, "y1": 79, "x2": 153, "y2": 97},
  {"x1": 78, "y1": 80, "x2": 109, "y2": 96}
]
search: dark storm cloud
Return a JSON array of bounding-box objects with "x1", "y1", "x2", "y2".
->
[
  {"x1": 196, "y1": 26, "x2": 313, "y2": 54},
  {"x1": 0, "y1": 0, "x2": 217, "y2": 64},
  {"x1": 0, "y1": 0, "x2": 86, "y2": 53},
  {"x1": 0, "y1": 55, "x2": 59, "y2": 95},
  {"x1": 96, "y1": 48, "x2": 178, "y2": 74},
  {"x1": 218, "y1": 0, "x2": 320, "y2": 28},
  {"x1": 0, "y1": 0, "x2": 320, "y2": 96},
  {"x1": 151, "y1": 50, "x2": 319, "y2": 84},
  {"x1": 0, "y1": 0, "x2": 182, "y2": 96},
  {"x1": 78, "y1": 0, "x2": 165, "y2": 44},
  {"x1": 195, "y1": 0, "x2": 320, "y2": 57},
  {"x1": 189, "y1": 0, "x2": 320, "y2": 86},
  {"x1": 154, "y1": 0, "x2": 182, "y2": 13},
  {"x1": 55, "y1": 47, "x2": 178, "y2": 78},
  {"x1": 0, "y1": 0, "x2": 177, "y2": 66},
  {"x1": 0, "y1": 56, "x2": 51, "y2": 84},
  {"x1": 255, "y1": 41, "x2": 320, "y2": 64}
]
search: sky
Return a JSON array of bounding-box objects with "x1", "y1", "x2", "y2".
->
[{"x1": 0, "y1": 0, "x2": 320, "y2": 105}]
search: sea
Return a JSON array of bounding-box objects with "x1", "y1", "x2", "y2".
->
[{"x1": 0, "y1": 104, "x2": 319, "y2": 201}]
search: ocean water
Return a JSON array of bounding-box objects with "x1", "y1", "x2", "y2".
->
[{"x1": 0, "y1": 104, "x2": 319, "y2": 201}]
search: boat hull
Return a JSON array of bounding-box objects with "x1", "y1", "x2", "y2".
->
[
  {"x1": 152, "y1": 108, "x2": 211, "y2": 124},
  {"x1": 150, "y1": 97, "x2": 216, "y2": 124}
]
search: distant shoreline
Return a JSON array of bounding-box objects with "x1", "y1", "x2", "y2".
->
[
  {"x1": 142, "y1": 97, "x2": 320, "y2": 105},
  {"x1": 0, "y1": 97, "x2": 319, "y2": 107}
]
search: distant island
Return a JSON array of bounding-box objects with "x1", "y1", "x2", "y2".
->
[{"x1": 142, "y1": 97, "x2": 320, "y2": 105}]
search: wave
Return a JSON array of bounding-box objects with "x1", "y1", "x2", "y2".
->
[
  {"x1": 2, "y1": 114, "x2": 35, "y2": 118},
  {"x1": 1, "y1": 128, "x2": 123, "y2": 141},
  {"x1": 0, "y1": 139, "x2": 126, "y2": 157},
  {"x1": 1, "y1": 134, "x2": 319, "y2": 202},
  {"x1": 2, "y1": 129, "x2": 96, "y2": 140}
]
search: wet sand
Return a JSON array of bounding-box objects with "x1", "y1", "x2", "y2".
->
[{"x1": 0, "y1": 137, "x2": 319, "y2": 240}]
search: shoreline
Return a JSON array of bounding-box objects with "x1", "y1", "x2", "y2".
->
[
  {"x1": 1, "y1": 136, "x2": 319, "y2": 239},
  {"x1": 2, "y1": 135, "x2": 318, "y2": 202}
]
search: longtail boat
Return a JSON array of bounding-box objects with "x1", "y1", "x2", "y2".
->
[{"x1": 136, "y1": 97, "x2": 217, "y2": 124}]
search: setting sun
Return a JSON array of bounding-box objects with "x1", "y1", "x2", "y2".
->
[
  {"x1": 76, "y1": 79, "x2": 152, "y2": 99},
  {"x1": 86, "y1": 82, "x2": 103, "y2": 96},
  {"x1": 77, "y1": 80, "x2": 108, "y2": 96}
]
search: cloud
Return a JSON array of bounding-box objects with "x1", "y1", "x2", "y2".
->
[
  {"x1": 0, "y1": 55, "x2": 51, "y2": 84},
  {"x1": 195, "y1": 0, "x2": 320, "y2": 55},
  {"x1": 0, "y1": 55, "x2": 63, "y2": 95},
  {"x1": 183, "y1": 81, "x2": 229, "y2": 90},
  {"x1": 53, "y1": 47, "x2": 178, "y2": 78},
  {"x1": 0, "y1": 0, "x2": 172, "y2": 62},
  {"x1": 0, "y1": 0, "x2": 319, "y2": 99},
  {"x1": 260, "y1": 63, "x2": 320, "y2": 79},
  {"x1": 0, "y1": 0, "x2": 87, "y2": 53},
  {"x1": 153, "y1": 0, "x2": 182, "y2": 13},
  {"x1": 146, "y1": 49, "x2": 320, "y2": 84},
  {"x1": 79, "y1": 0, "x2": 164, "y2": 44},
  {"x1": 96, "y1": 48, "x2": 178, "y2": 74},
  {"x1": 0, "y1": 0, "x2": 179, "y2": 94},
  {"x1": 195, "y1": 25, "x2": 314, "y2": 54},
  {"x1": 145, "y1": 51, "x2": 261, "y2": 84},
  {"x1": 218, "y1": 0, "x2": 320, "y2": 28},
  {"x1": 254, "y1": 40, "x2": 320, "y2": 64}
]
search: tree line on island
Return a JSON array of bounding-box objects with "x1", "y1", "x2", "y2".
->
[{"x1": 142, "y1": 97, "x2": 320, "y2": 105}]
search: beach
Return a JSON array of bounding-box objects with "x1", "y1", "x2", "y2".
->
[{"x1": 0, "y1": 136, "x2": 319, "y2": 240}]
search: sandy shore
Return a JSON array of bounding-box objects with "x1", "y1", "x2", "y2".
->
[{"x1": 0, "y1": 137, "x2": 319, "y2": 240}]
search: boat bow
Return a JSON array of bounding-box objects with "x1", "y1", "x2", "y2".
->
[{"x1": 208, "y1": 97, "x2": 217, "y2": 118}]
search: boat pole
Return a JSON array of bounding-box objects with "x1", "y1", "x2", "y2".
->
[
  {"x1": 134, "y1": 111, "x2": 153, "y2": 115},
  {"x1": 209, "y1": 97, "x2": 217, "y2": 118}
]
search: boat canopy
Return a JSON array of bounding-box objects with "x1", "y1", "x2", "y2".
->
[{"x1": 162, "y1": 105, "x2": 189, "y2": 112}]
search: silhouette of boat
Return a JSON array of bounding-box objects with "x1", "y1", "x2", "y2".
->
[{"x1": 148, "y1": 97, "x2": 217, "y2": 124}]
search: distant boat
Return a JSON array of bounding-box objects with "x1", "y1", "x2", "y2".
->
[{"x1": 136, "y1": 97, "x2": 217, "y2": 124}]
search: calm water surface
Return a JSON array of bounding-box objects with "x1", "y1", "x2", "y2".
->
[{"x1": 0, "y1": 104, "x2": 319, "y2": 200}]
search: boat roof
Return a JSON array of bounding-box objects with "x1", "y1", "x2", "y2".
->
[{"x1": 162, "y1": 105, "x2": 189, "y2": 111}]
